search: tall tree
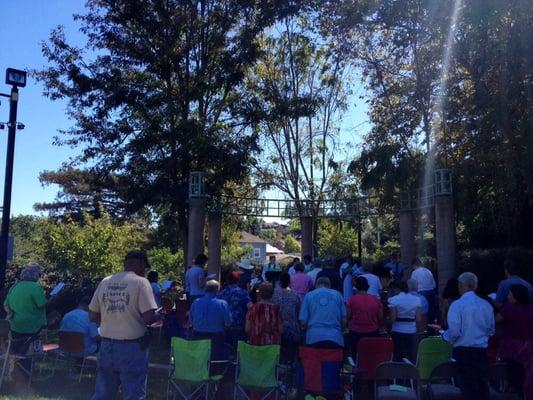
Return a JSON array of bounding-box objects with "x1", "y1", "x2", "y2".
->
[{"x1": 36, "y1": 0, "x2": 299, "y2": 254}]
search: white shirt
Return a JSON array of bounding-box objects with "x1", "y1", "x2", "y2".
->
[
  {"x1": 360, "y1": 273, "x2": 382, "y2": 298},
  {"x1": 303, "y1": 263, "x2": 313, "y2": 273},
  {"x1": 443, "y1": 291, "x2": 495, "y2": 348},
  {"x1": 339, "y1": 262, "x2": 351, "y2": 277},
  {"x1": 307, "y1": 268, "x2": 322, "y2": 286},
  {"x1": 388, "y1": 292, "x2": 422, "y2": 334},
  {"x1": 288, "y1": 266, "x2": 296, "y2": 276},
  {"x1": 411, "y1": 267, "x2": 436, "y2": 291}
]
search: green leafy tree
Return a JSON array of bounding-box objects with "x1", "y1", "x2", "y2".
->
[
  {"x1": 317, "y1": 220, "x2": 358, "y2": 258},
  {"x1": 284, "y1": 235, "x2": 301, "y2": 253},
  {"x1": 147, "y1": 247, "x2": 184, "y2": 283},
  {"x1": 42, "y1": 212, "x2": 146, "y2": 281}
]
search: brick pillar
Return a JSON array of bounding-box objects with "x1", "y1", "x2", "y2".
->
[
  {"x1": 187, "y1": 197, "x2": 206, "y2": 266},
  {"x1": 301, "y1": 216, "x2": 313, "y2": 258},
  {"x1": 207, "y1": 212, "x2": 222, "y2": 279},
  {"x1": 399, "y1": 210, "x2": 416, "y2": 266},
  {"x1": 435, "y1": 195, "x2": 456, "y2": 296}
]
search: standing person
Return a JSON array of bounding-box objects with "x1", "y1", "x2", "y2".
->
[
  {"x1": 385, "y1": 253, "x2": 405, "y2": 282},
  {"x1": 342, "y1": 266, "x2": 354, "y2": 303},
  {"x1": 261, "y1": 255, "x2": 281, "y2": 281},
  {"x1": 307, "y1": 258, "x2": 323, "y2": 287},
  {"x1": 407, "y1": 279, "x2": 429, "y2": 329},
  {"x1": 495, "y1": 284, "x2": 533, "y2": 399},
  {"x1": 317, "y1": 256, "x2": 343, "y2": 293},
  {"x1": 246, "y1": 282, "x2": 283, "y2": 345},
  {"x1": 287, "y1": 257, "x2": 301, "y2": 276},
  {"x1": 185, "y1": 254, "x2": 208, "y2": 304},
  {"x1": 410, "y1": 257, "x2": 437, "y2": 322},
  {"x1": 340, "y1": 255, "x2": 354, "y2": 278},
  {"x1": 290, "y1": 263, "x2": 313, "y2": 299},
  {"x1": 60, "y1": 296, "x2": 101, "y2": 356},
  {"x1": 441, "y1": 278, "x2": 460, "y2": 329},
  {"x1": 190, "y1": 280, "x2": 232, "y2": 360},
  {"x1": 219, "y1": 271, "x2": 251, "y2": 351},
  {"x1": 495, "y1": 259, "x2": 533, "y2": 308},
  {"x1": 89, "y1": 251, "x2": 158, "y2": 400},
  {"x1": 272, "y1": 272, "x2": 302, "y2": 362},
  {"x1": 299, "y1": 277, "x2": 346, "y2": 349},
  {"x1": 237, "y1": 260, "x2": 254, "y2": 291},
  {"x1": 302, "y1": 255, "x2": 313, "y2": 273},
  {"x1": 442, "y1": 272, "x2": 495, "y2": 400},
  {"x1": 388, "y1": 281, "x2": 422, "y2": 363},
  {"x1": 346, "y1": 277, "x2": 383, "y2": 356},
  {"x1": 147, "y1": 271, "x2": 161, "y2": 307},
  {"x1": 4, "y1": 263, "x2": 49, "y2": 386},
  {"x1": 360, "y1": 264, "x2": 382, "y2": 299}
]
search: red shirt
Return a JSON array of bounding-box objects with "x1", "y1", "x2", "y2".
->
[
  {"x1": 347, "y1": 293, "x2": 382, "y2": 333},
  {"x1": 246, "y1": 302, "x2": 282, "y2": 345}
]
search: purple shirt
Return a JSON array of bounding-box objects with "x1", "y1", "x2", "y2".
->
[{"x1": 290, "y1": 273, "x2": 313, "y2": 297}]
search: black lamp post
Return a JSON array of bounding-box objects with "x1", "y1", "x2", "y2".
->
[{"x1": 0, "y1": 68, "x2": 26, "y2": 291}]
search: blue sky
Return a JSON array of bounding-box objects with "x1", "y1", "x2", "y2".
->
[{"x1": 0, "y1": 1, "x2": 370, "y2": 217}]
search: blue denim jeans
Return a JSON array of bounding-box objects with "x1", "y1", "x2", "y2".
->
[{"x1": 92, "y1": 339, "x2": 148, "y2": 400}]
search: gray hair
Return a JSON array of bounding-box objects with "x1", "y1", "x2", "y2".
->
[
  {"x1": 205, "y1": 280, "x2": 220, "y2": 293},
  {"x1": 407, "y1": 279, "x2": 418, "y2": 292},
  {"x1": 316, "y1": 277, "x2": 331, "y2": 288},
  {"x1": 458, "y1": 272, "x2": 478, "y2": 291},
  {"x1": 20, "y1": 263, "x2": 42, "y2": 282}
]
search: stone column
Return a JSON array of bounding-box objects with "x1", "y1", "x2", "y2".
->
[
  {"x1": 187, "y1": 197, "x2": 206, "y2": 267},
  {"x1": 207, "y1": 212, "x2": 222, "y2": 279},
  {"x1": 399, "y1": 210, "x2": 416, "y2": 266},
  {"x1": 435, "y1": 195, "x2": 456, "y2": 296},
  {"x1": 300, "y1": 216, "x2": 314, "y2": 258}
]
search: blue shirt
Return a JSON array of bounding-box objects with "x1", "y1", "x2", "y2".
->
[
  {"x1": 299, "y1": 287, "x2": 346, "y2": 346},
  {"x1": 219, "y1": 284, "x2": 250, "y2": 332},
  {"x1": 190, "y1": 293, "x2": 231, "y2": 333},
  {"x1": 443, "y1": 291, "x2": 495, "y2": 348},
  {"x1": 185, "y1": 265, "x2": 206, "y2": 296},
  {"x1": 60, "y1": 309, "x2": 99, "y2": 355},
  {"x1": 412, "y1": 292, "x2": 429, "y2": 315},
  {"x1": 151, "y1": 282, "x2": 161, "y2": 307},
  {"x1": 495, "y1": 276, "x2": 533, "y2": 305}
]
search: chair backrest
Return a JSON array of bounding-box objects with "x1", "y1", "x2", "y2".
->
[
  {"x1": 428, "y1": 361, "x2": 459, "y2": 384},
  {"x1": 236, "y1": 341, "x2": 279, "y2": 389},
  {"x1": 356, "y1": 337, "x2": 394, "y2": 381},
  {"x1": 375, "y1": 362, "x2": 420, "y2": 393},
  {"x1": 0, "y1": 320, "x2": 11, "y2": 353},
  {"x1": 58, "y1": 331, "x2": 85, "y2": 354},
  {"x1": 298, "y1": 346, "x2": 343, "y2": 394},
  {"x1": 416, "y1": 337, "x2": 453, "y2": 380},
  {"x1": 171, "y1": 337, "x2": 211, "y2": 382}
]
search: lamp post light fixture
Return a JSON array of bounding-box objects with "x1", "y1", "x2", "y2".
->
[{"x1": 0, "y1": 68, "x2": 27, "y2": 290}]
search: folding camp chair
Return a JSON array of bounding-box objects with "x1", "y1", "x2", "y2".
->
[
  {"x1": 298, "y1": 346, "x2": 354, "y2": 399},
  {"x1": 403, "y1": 337, "x2": 453, "y2": 380},
  {"x1": 349, "y1": 337, "x2": 394, "y2": 382},
  {"x1": 489, "y1": 362, "x2": 522, "y2": 400},
  {"x1": 234, "y1": 341, "x2": 281, "y2": 400},
  {"x1": 0, "y1": 320, "x2": 12, "y2": 390},
  {"x1": 167, "y1": 337, "x2": 222, "y2": 400},
  {"x1": 51, "y1": 331, "x2": 94, "y2": 381},
  {"x1": 426, "y1": 361, "x2": 462, "y2": 400},
  {"x1": 375, "y1": 362, "x2": 420, "y2": 400}
]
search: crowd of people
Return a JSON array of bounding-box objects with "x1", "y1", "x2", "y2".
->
[{"x1": 1, "y1": 251, "x2": 532, "y2": 399}]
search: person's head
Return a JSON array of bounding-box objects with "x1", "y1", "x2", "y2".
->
[
  {"x1": 205, "y1": 280, "x2": 220, "y2": 294},
  {"x1": 355, "y1": 276, "x2": 369, "y2": 292},
  {"x1": 147, "y1": 270, "x2": 159, "y2": 283},
  {"x1": 124, "y1": 251, "x2": 150, "y2": 277},
  {"x1": 228, "y1": 271, "x2": 240, "y2": 285},
  {"x1": 397, "y1": 280, "x2": 409, "y2": 293},
  {"x1": 303, "y1": 255, "x2": 312, "y2": 264},
  {"x1": 293, "y1": 257, "x2": 300, "y2": 264},
  {"x1": 376, "y1": 266, "x2": 393, "y2": 288},
  {"x1": 508, "y1": 284, "x2": 530, "y2": 305},
  {"x1": 316, "y1": 277, "x2": 331, "y2": 289},
  {"x1": 195, "y1": 254, "x2": 208, "y2": 267},
  {"x1": 279, "y1": 272, "x2": 291, "y2": 289},
  {"x1": 504, "y1": 259, "x2": 519, "y2": 277},
  {"x1": 294, "y1": 262, "x2": 305, "y2": 273},
  {"x1": 78, "y1": 296, "x2": 92, "y2": 311},
  {"x1": 269, "y1": 255, "x2": 276, "y2": 264},
  {"x1": 457, "y1": 272, "x2": 478, "y2": 295},
  {"x1": 407, "y1": 278, "x2": 418, "y2": 293},
  {"x1": 257, "y1": 282, "x2": 274, "y2": 301},
  {"x1": 324, "y1": 256, "x2": 335, "y2": 269},
  {"x1": 312, "y1": 258, "x2": 322, "y2": 270},
  {"x1": 20, "y1": 263, "x2": 42, "y2": 282}
]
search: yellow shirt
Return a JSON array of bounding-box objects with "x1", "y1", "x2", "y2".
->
[{"x1": 89, "y1": 271, "x2": 157, "y2": 340}]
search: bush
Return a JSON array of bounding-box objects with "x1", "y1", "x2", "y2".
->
[{"x1": 147, "y1": 247, "x2": 184, "y2": 285}]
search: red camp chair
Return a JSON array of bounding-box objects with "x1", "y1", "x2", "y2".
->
[
  {"x1": 350, "y1": 337, "x2": 394, "y2": 381},
  {"x1": 298, "y1": 346, "x2": 354, "y2": 398}
]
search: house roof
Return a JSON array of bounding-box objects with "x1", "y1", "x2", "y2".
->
[
  {"x1": 239, "y1": 231, "x2": 267, "y2": 244},
  {"x1": 266, "y1": 244, "x2": 284, "y2": 254}
]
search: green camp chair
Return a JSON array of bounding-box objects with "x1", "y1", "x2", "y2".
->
[
  {"x1": 167, "y1": 337, "x2": 223, "y2": 400},
  {"x1": 233, "y1": 341, "x2": 281, "y2": 400},
  {"x1": 404, "y1": 337, "x2": 453, "y2": 380}
]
